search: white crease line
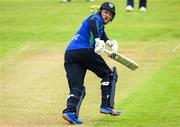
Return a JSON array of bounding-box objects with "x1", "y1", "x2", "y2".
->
[
  {"x1": 18, "y1": 45, "x2": 30, "y2": 52},
  {"x1": 172, "y1": 44, "x2": 180, "y2": 53}
]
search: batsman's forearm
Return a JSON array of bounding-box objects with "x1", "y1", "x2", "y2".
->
[{"x1": 89, "y1": 19, "x2": 99, "y2": 38}]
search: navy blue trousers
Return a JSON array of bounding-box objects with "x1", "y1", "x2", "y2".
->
[
  {"x1": 64, "y1": 48, "x2": 112, "y2": 111},
  {"x1": 64, "y1": 48, "x2": 112, "y2": 94}
]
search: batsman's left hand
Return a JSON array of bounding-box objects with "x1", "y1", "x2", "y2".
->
[
  {"x1": 106, "y1": 40, "x2": 119, "y2": 53},
  {"x1": 94, "y1": 38, "x2": 105, "y2": 55}
]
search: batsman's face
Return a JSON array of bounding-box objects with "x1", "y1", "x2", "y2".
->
[{"x1": 101, "y1": 10, "x2": 113, "y2": 24}]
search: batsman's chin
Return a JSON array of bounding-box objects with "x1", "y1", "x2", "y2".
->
[
  {"x1": 104, "y1": 20, "x2": 110, "y2": 24},
  {"x1": 102, "y1": 18, "x2": 109, "y2": 24}
]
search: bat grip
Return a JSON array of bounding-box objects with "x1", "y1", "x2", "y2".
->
[{"x1": 104, "y1": 48, "x2": 113, "y2": 55}]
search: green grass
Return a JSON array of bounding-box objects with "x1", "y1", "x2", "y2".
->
[
  {"x1": 94, "y1": 55, "x2": 180, "y2": 127},
  {"x1": 0, "y1": 0, "x2": 89, "y2": 55},
  {"x1": 1, "y1": 0, "x2": 180, "y2": 55}
]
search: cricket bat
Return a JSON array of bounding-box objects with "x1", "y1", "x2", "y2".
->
[{"x1": 104, "y1": 49, "x2": 139, "y2": 71}]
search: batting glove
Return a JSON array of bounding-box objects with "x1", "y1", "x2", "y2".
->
[
  {"x1": 94, "y1": 38, "x2": 105, "y2": 55},
  {"x1": 106, "y1": 40, "x2": 118, "y2": 53}
]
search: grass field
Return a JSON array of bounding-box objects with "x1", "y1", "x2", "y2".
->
[{"x1": 0, "y1": 0, "x2": 180, "y2": 127}]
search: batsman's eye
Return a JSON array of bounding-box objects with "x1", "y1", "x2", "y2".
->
[{"x1": 102, "y1": 10, "x2": 113, "y2": 17}]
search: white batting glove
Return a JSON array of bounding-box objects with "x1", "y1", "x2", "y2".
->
[
  {"x1": 106, "y1": 40, "x2": 119, "y2": 53},
  {"x1": 94, "y1": 38, "x2": 105, "y2": 55}
]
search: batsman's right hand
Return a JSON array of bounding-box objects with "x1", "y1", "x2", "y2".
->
[
  {"x1": 106, "y1": 40, "x2": 118, "y2": 53},
  {"x1": 94, "y1": 38, "x2": 105, "y2": 55}
]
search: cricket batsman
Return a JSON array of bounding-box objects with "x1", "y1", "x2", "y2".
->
[{"x1": 62, "y1": 2, "x2": 121, "y2": 124}]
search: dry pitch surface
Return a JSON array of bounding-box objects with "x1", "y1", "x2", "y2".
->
[{"x1": 0, "y1": 41, "x2": 178, "y2": 127}]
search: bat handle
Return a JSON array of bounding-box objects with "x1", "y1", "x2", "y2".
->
[{"x1": 104, "y1": 48, "x2": 113, "y2": 55}]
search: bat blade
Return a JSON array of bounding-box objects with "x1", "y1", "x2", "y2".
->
[{"x1": 104, "y1": 49, "x2": 139, "y2": 71}]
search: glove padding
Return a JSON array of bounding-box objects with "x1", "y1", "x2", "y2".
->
[
  {"x1": 94, "y1": 38, "x2": 105, "y2": 55},
  {"x1": 106, "y1": 40, "x2": 119, "y2": 53}
]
